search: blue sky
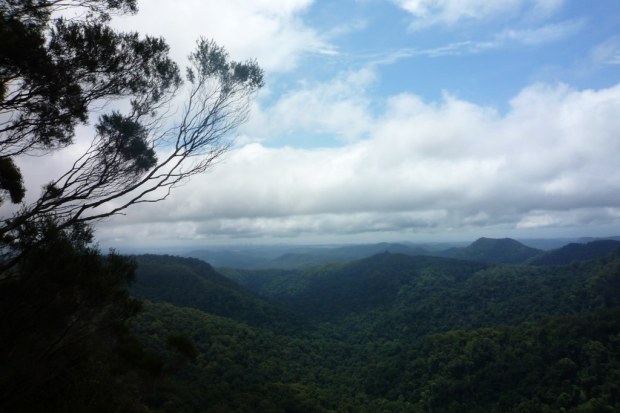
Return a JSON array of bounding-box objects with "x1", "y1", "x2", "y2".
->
[
  {"x1": 26, "y1": 0, "x2": 620, "y2": 247},
  {"x1": 279, "y1": 0, "x2": 620, "y2": 118}
]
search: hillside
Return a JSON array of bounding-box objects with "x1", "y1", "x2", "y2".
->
[
  {"x1": 266, "y1": 253, "x2": 487, "y2": 321},
  {"x1": 184, "y1": 248, "x2": 268, "y2": 269},
  {"x1": 127, "y1": 249, "x2": 620, "y2": 412},
  {"x1": 241, "y1": 251, "x2": 619, "y2": 341},
  {"x1": 132, "y1": 255, "x2": 303, "y2": 331},
  {"x1": 437, "y1": 237, "x2": 543, "y2": 264},
  {"x1": 529, "y1": 239, "x2": 620, "y2": 265}
]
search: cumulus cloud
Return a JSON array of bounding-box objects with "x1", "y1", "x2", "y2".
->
[
  {"x1": 7, "y1": 0, "x2": 620, "y2": 248},
  {"x1": 246, "y1": 67, "x2": 376, "y2": 143},
  {"x1": 111, "y1": 0, "x2": 329, "y2": 72},
  {"x1": 97, "y1": 81, "x2": 620, "y2": 244}
]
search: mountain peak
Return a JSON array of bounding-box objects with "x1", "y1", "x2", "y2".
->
[
  {"x1": 450, "y1": 237, "x2": 542, "y2": 264},
  {"x1": 470, "y1": 237, "x2": 522, "y2": 247}
]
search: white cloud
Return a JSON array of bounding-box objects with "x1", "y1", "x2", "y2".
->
[
  {"x1": 97, "y1": 81, "x2": 620, "y2": 244},
  {"x1": 7, "y1": 0, "x2": 620, "y2": 248},
  {"x1": 111, "y1": 0, "x2": 329, "y2": 73},
  {"x1": 246, "y1": 67, "x2": 377, "y2": 143},
  {"x1": 363, "y1": 18, "x2": 581, "y2": 65},
  {"x1": 589, "y1": 36, "x2": 620, "y2": 66},
  {"x1": 393, "y1": 0, "x2": 565, "y2": 29},
  {"x1": 496, "y1": 19, "x2": 584, "y2": 46}
]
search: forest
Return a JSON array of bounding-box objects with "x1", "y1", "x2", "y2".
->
[
  {"x1": 121, "y1": 237, "x2": 620, "y2": 412},
  {"x1": 2, "y1": 2, "x2": 620, "y2": 412}
]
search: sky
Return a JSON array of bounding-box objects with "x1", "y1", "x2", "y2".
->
[{"x1": 15, "y1": 0, "x2": 620, "y2": 248}]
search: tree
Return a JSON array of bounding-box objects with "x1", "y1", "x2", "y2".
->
[
  {"x1": 1, "y1": 1, "x2": 262, "y2": 410},
  {"x1": 1, "y1": 0, "x2": 263, "y2": 260},
  {"x1": 0, "y1": 219, "x2": 147, "y2": 411},
  {"x1": 1, "y1": 0, "x2": 174, "y2": 203}
]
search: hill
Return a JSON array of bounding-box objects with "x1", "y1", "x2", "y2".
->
[
  {"x1": 244, "y1": 251, "x2": 620, "y2": 341},
  {"x1": 183, "y1": 248, "x2": 268, "y2": 269},
  {"x1": 132, "y1": 255, "x2": 303, "y2": 331},
  {"x1": 438, "y1": 237, "x2": 543, "y2": 264},
  {"x1": 529, "y1": 239, "x2": 620, "y2": 265},
  {"x1": 126, "y1": 250, "x2": 620, "y2": 412},
  {"x1": 266, "y1": 253, "x2": 486, "y2": 321}
]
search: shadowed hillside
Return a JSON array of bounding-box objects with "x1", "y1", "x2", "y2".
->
[{"x1": 132, "y1": 255, "x2": 305, "y2": 332}]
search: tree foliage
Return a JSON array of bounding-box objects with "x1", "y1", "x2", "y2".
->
[
  {"x1": 1, "y1": 1, "x2": 170, "y2": 192},
  {"x1": 0, "y1": 219, "x2": 145, "y2": 411},
  {"x1": 0, "y1": 0, "x2": 262, "y2": 234},
  {"x1": 0, "y1": 1, "x2": 262, "y2": 411}
]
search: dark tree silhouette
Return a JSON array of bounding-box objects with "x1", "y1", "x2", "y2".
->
[
  {"x1": 1, "y1": 0, "x2": 263, "y2": 263},
  {"x1": 0, "y1": 1, "x2": 262, "y2": 410}
]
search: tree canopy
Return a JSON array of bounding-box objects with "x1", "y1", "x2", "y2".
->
[
  {"x1": 1, "y1": 0, "x2": 262, "y2": 261},
  {"x1": 0, "y1": 1, "x2": 262, "y2": 410}
]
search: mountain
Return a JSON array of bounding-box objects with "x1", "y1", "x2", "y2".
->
[
  {"x1": 255, "y1": 252, "x2": 340, "y2": 269},
  {"x1": 183, "y1": 248, "x2": 267, "y2": 268},
  {"x1": 517, "y1": 237, "x2": 580, "y2": 250},
  {"x1": 132, "y1": 254, "x2": 302, "y2": 331},
  {"x1": 529, "y1": 240, "x2": 620, "y2": 265},
  {"x1": 437, "y1": 237, "x2": 543, "y2": 264}
]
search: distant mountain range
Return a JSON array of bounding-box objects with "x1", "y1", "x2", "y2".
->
[
  {"x1": 186, "y1": 236, "x2": 620, "y2": 269},
  {"x1": 186, "y1": 242, "x2": 430, "y2": 269},
  {"x1": 433, "y1": 237, "x2": 620, "y2": 266}
]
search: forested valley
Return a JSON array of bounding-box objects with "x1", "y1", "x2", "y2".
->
[
  {"x1": 2, "y1": 2, "x2": 620, "y2": 412},
  {"x1": 119, "y1": 238, "x2": 620, "y2": 412}
]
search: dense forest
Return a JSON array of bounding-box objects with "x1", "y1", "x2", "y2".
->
[
  {"x1": 121, "y1": 238, "x2": 620, "y2": 412},
  {"x1": 2, "y1": 3, "x2": 619, "y2": 412}
]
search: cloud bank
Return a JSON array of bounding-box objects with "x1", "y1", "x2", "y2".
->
[
  {"x1": 98, "y1": 81, "x2": 620, "y2": 245},
  {"x1": 10, "y1": 0, "x2": 619, "y2": 247}
]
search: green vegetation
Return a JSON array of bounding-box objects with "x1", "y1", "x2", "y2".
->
[
  {"x1": 132, "y1": 255, "x2": 305, "y2": 333},
  {"x1": 3, "y1": 3, "x2": 619, "y2": 412},
  {"x1": 126, "y1": 247, "x2": 620, "y2": 412}
]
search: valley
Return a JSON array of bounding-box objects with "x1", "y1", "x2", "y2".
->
[{"x1": 129, "y1": 237, "x2": 620, "y2": 412}]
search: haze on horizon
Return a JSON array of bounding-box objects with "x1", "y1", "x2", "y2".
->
[{"x1": 14, "y1": 0, "x2": 620, "y2": 249}]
